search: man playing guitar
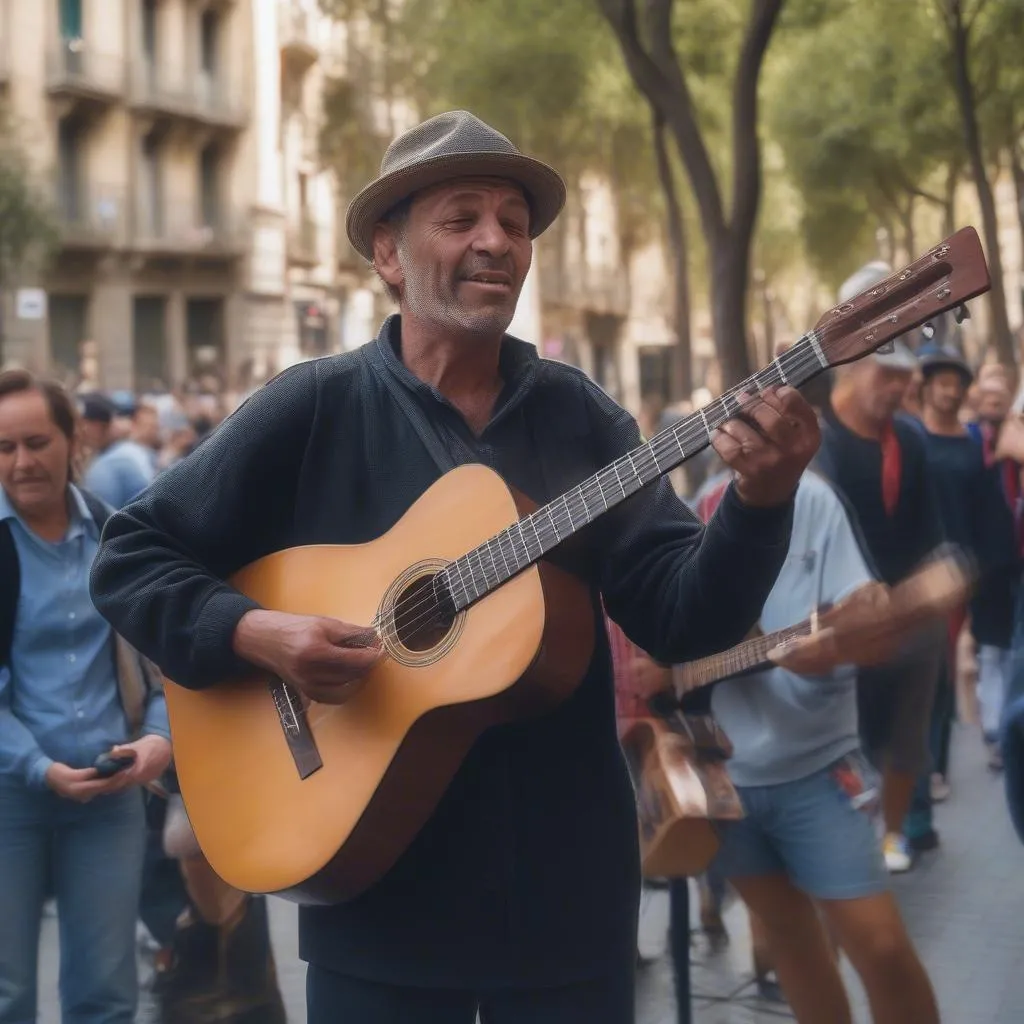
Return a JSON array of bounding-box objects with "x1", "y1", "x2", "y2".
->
[{"x1": 89, "y1": 111, "x2": 818, "y2": 1023}]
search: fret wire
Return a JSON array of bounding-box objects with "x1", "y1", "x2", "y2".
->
[
  {"x1": 493, "y1": 532, "x2": 512, "y2": 581},
  {"x1": 490, "y1": 539, "x2": 506, "y2": 582},
  {"x1": 453, "y1": 340, "x2": 832, "y2": 609},
  {"x1": 527, "y1": 512, "x2": 544, "y2": 552},
  {"x1": 514, "y1": 522, "x2": 533, "y2": 562}
]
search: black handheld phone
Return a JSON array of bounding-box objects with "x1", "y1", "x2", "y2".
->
[{"x1": 93, "y1": 752, "x2": 136, "y2": 778}]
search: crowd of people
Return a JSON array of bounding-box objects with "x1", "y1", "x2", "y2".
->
[{"x1": 618, "y1": 261, "x2": 1024, "y2": 1023}]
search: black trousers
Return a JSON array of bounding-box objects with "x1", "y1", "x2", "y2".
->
[{"x1": 306, "y1": 963, "x2": 636, "y2": 1024}]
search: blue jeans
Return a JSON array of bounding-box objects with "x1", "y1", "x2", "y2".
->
[{"x1": 0, "y1": 778, "x2": 146, "y2": 1024}]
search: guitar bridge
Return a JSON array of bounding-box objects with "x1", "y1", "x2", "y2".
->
[{"x1": 268, "y1": 677, "x2": 323, "y2": 779}]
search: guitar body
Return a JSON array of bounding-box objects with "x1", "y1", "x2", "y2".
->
[
  {"x1": 164, "y1": 464, "x2": 594, "y2": 904},
  {"x1": 620, "y1": 716, "x2": 742, "y2": 880}
]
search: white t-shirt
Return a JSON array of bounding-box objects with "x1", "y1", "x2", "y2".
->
[{"x1": 710, "y1": 473, "x2": 874, "y2": 787}]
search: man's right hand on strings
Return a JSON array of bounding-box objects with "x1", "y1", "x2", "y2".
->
[{"x1": 233, "y1": 610, "x2": 383, "y2": 705}]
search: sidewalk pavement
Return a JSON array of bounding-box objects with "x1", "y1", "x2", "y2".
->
[{"x1": 37, "y1": 724, "x2": 1022, "y2": 1022}]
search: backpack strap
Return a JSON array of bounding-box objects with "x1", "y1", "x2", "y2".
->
[{"x1": 0, "y1": 520, "x2": 18, "y2": 671}]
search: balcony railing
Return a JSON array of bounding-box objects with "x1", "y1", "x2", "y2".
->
[
  {"x1": 279, "y1": 3, "x2": 319, "y2": 67},
  {"x1": 132, "y1": 195, "x2": 246, "y2": 255},
  {"x1": 54, "y1": 181, "x2": 126, "y2": 249},
  {"x1": 287, "y1": 215, "x2": 320, "y2": 266},
  {"x1": 129, "y1": 61, "x2": 248, "y2": 129},
  {"x1": 47, "y1": 39, "x2": 126, "y2": 99}
]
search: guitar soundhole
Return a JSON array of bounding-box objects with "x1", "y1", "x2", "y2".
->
[{"x1": 393, "y1": 573, "x2": 456, "y2": 652}]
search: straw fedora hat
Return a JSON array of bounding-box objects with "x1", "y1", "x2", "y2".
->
[{"x1": 345, "y1": 110, "x2": 567, "y2": 262}]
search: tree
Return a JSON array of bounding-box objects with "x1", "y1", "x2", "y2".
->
[
  {"x1": 937, "y1": 0, "x2": 1015, "y2": 366},
  {"x1": 0, "y1": 110, "x2": 58, "y2": 364},
  {"x1": 599, "y1": 0, "x2": 786, "y2": 387},
  {"x1": 767, "y1": 0, "x2": 965, "y2": 287}
]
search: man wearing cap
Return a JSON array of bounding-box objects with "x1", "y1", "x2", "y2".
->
[
  {"x1": 89, "y1": 111, "x2": 819, "y2": 1022},
  {"x1": 915, "y1": 345, "x2": 1017, "y2": 778},
  {"x1": 815, "y1": 262, "x2": 946, "y2": 874}
]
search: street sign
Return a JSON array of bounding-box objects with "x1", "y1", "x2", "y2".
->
[{"x1": 16, "y1": 288, "x2": 46, "y2": 320}]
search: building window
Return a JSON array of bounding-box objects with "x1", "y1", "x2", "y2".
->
[
  {"x1": 59, "y1": 0, "x2": 83, "y2": 40},
  {"x1": 199, "y1": 143, "x2": 220, "y2": 230},
  {"x1": 295, "y1": 300, "x2": 328, "y2": 357},
  {"x1": 139, "y1": 132, "x2": 163, "y2": 236},
  {"x1": 141, "y1": 0, "x2": 157, "y2": 61},
  {"x1": 57, "y1": 117, "x2": 83, "y2": 222},
  {"x1": 200, "y1": 9, "x2": 219, "y2": 75}
]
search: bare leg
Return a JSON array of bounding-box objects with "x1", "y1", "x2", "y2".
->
[
  {"x1": 731, "y1": 874, "x2": 852, "y2": 1024},
  {"x1": 881, "y1": 768, "x2": 916, "y2": 835},
  {"x1": 820, "y1": 891, "x2": 939, "y2": 1024}
]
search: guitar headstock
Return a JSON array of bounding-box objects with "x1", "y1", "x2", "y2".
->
[{"x1": 812, "y1": 226, "x2": 991, "y2": 368}]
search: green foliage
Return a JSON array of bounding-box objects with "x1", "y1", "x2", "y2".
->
[
  {"x1": 0, "y1": 109, "x2": 58, "y2": 290},
  {"x1": 766, "y1": 0, "x2": 963, "y2": 279}
]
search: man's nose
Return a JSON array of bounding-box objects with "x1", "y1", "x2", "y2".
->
[{"x1": 471, "y1": 215, "x2": 512, "y2": 255}]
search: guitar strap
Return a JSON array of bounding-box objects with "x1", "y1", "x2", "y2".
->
[{"x1": 363, "y1": 343, "x2": 460, "y2": 476}]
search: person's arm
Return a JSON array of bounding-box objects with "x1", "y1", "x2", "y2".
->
[
  {"x1": 0, "y1": 664, "x2": 54, "y2": 789},
  {"x1": 592, "y1": 389, "x2": 795, "y2": 664},
  {"x1": 89, "y1": 363, "x2": 319, "y2": 689}
]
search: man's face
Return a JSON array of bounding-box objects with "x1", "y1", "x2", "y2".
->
[
  {"x1": 849, "y1": 361, "x2": 914, "y2": 422},
  {"x1": 376, "y1": 177, "x2": 533, "y2": 337},
  {"x1": 922, "y1": 369, "x2": 967, "y2": 417}
]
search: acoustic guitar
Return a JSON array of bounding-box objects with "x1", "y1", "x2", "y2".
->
[
  {"x1": 164, "y1": 227, "x2": 990, "y2": 904},
  {"x1": 624, "y1": 545, "x2": 975, "y2": 880}
]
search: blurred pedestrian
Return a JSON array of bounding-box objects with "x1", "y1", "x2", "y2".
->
[{"x1": 0, "y1": 369, "x2": 171, "y2": 1024}]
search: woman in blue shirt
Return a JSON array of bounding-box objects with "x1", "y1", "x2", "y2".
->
[{"x1": 0, "y1": 369, "x2": 171, "y2": 1024}]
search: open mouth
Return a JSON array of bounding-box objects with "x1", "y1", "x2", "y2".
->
[{"x1": 464, "y1": 273, "x2": 513, "y2": 291}]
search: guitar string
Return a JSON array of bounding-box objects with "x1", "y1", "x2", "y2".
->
[
  {"x1": 372, "y1": 341, "x2": 828, "y2": 645},
  {"x1": 680, "y1": 620, "x2": 813, "y2": 692},
  {"x1": 370, "y1": 339, "x2": 829, "y2": 646}
]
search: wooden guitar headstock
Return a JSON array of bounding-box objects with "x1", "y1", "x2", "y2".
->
[{"x1": 812, "y1": 226, "x2": 991, "y2": 368}]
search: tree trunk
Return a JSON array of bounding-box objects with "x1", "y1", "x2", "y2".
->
[
  {"x1": 712, "y1": 245, "x2": 751, "y2": 386},
  {"x1": 1011, "y1": 142, "x2": 1024, "y2": 261},
  {"x1": 760, "y1": 278, "x2": 774, "y2": 360},
  {"x1": 652, "y1": 112, "x2": 692, "y2": 400},
  {"x1": 598, "y1": 0, "x2": 783, "y2": 387},
  {"x1": 899, "y1": 195, "x2": 916, "y2": 265},
  {"x1": 946, "y1": 0, "x2": 1015, "y2": 366},
  {"x1": 943, "y1": 162, "x2": 959, "y2": 237}
]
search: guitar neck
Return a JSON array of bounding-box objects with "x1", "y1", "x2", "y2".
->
[
  {"x1": 675, "y1": 617, "x2": 817, "y2": 694},
  {"x1": 443, "y1": 331, "x2": 831, "y2": 612}
]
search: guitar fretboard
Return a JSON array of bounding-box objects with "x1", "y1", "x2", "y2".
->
[
  {"x1": 440, "y1": 330, "x2": 830, "y2": 611},
  {"x1": 674, "y1": 619, "x2": 816, "y2": 693}
]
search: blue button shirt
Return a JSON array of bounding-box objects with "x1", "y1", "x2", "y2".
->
[
  {"x1": 0, "y1": 485, "x2": 169, "y2": 789},
  {"x1": 84, "y1": 440, "x2": 155, "y2": 509}
]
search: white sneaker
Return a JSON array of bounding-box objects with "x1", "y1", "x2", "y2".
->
[{"x1": 883, "y1": 832, "x2": 912, "y2": 873}]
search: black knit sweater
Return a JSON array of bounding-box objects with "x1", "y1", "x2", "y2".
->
[{"x1": 90, "y1": 316, "x2": 793, "y2": 989}]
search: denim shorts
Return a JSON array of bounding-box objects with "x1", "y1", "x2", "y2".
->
[{"x1": 712, "y1": 752, "x2": 887, "y2": 900}]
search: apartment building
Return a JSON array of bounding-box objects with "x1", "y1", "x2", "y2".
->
[
  {"x1": 243, "y1": 0, "x2": 343, "y2": 380},
  {"x1": 0, "y1": 0, "x2": 352, "y2": 393},
  {"x1": 0, "y1": 0, "x2": 253, "y2": 390}
]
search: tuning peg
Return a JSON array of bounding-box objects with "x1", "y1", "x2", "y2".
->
[
  {"x1": 876, "y1": 340, "x2": 896, "y2": 354},
  {"x1": 953, "y1": 304, "x2": 970, "y2": 324},
  {"x1": 921, "y1": 322, "x2": 936, "y2": 340}
]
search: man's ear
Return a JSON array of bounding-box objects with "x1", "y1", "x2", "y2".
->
[{"x1": 372, "y1": 224, "x2": 403, "y2": 293}]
